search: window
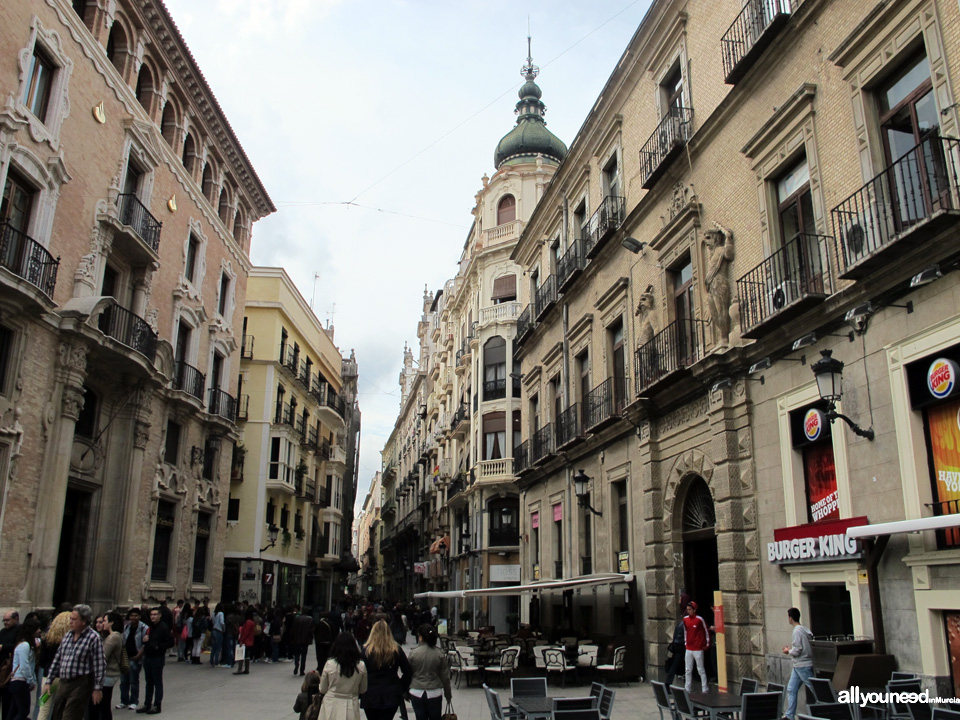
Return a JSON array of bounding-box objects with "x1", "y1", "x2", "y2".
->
[
  {"x1": 581, "y1": 498, "x2": 592, "y2": 574},
  {"x1": 135, "y1": 63, "x2": 153, "y2": 114},
  {"x1": 175, "y1": 320, "x2": 192, "y2": 365},
  {"x1": 488, "y1": 497, "x2": 518, "y2": 545},
  {"x1": 573, "y1": 200, "x2": 588, "y2": 241},
  {"x1": 201, "y1": 437, "x2": 218, "y2": 481},
  {"x1": 550, "y1": 376, "x2": 563, "y2": 425},
  {"x1": 201, "y1": 163, "x2": 215, "y2": 201},
  {"x1": 603, "y1": 153, "x2": 621, "y2": 198},
  {"x1": 490, "y1": 274, "x2": 516, "y2": 304},
  {"x1": 671, "y1": 257, "x2": 697, "y2": 364},
  {"x1": 790, "y1": 405, "x2": 839, "y2": 523},
  {"x1": 531, "y1": 512, "x2": 540, "y2": 571},
  {"x1": 483, "y1": 412, "x2": 506, "y2": 460},
  {"x1": 74, "y1": 386, "x2": 98, "y2": 439},
  {"x1": 105, "y1": 21, "x2": 127, "y2": 76},
  {"x1": 577, "y1": 350, "x2": 590, "y2": 407},
  {"x1": 294, "y1": 510, "x2": 303, "y2": 534},
  {"x1": 210, "y1": 351, "x2": 224, "y2": 390},
  {"x1": 553, "y1": 504, "x2": 563, "y2": 578},
  {"x1": 1, "y1": 169, "x2": 36, "y2": 234},
  {"x1": 529, "y1": 394, "x2": 540, "y2": 433},
  {"x1": 615, "y1": 481, "x2": 629, "y2": 553},
  {"x1": 497, "y1": 195, "x2": 516, "y2": 225},
  {"x1": 218, "y1": 272, "x2": 230, "y2": 316},
  {"x1": 0, "y1": 325, "x2": 13, "y2": 396},
  {"x1": 192, "y1": 512, "x2": 211, "y2": 584},
  {"x1": 227, "y1": 497, "x2": 240, "y2": 522},
  {"x1": 122, "y1": 155, "x2": 143, "y2": 198},
  {"x1": 181, "y1": 133, "x2": 197, "y2": 174},
  {"x1": 609, "y1": 320, "x2": 626, "y2": 410},
  {"x1": 265, "y1": 498, "x2": 275, "y2": 525},
  {"x1": 924, "y1": 397, "x2": 960, "y2": 548},
  {"x1": 185, "y1": 235, "x2": 199, "y2": 283},
  {"x1": 661, "y1": 61, "x2": 685, "y2": 116},
  {"x1": 483, "y1": 336, "x2": 506, "y2": 400},
  {"x1": 164, "y1": 420, "x2": 181, "y2": 465},
  {"x1": 23, "y1": 45, "x2": 54, "y2": 122},
  {"x1": 151, "y1": 500, "x2": 176, "y2": 582},
  {"x1": 100, "y1": 263, "x2": 119, "y2": 299},
  {"x1": 777, "y1": 159, "x2": 815, "y2": 242},
  {"x1": 280, "y1": 504, "x2": 289, "y2": 530},
  {"x1": 160, "y1": 102, "x2": 177, "y2": 149}
]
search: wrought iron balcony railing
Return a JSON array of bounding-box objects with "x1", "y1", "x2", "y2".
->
[
  {"x1": 516, "y1": 304, "x2": 535, "y2": 345},
  {"x1": 534, "y1": 275, "x2": 558, "y2": 320},
  {"x1": 484, "y1": 378, "x2": 506, "y2": 401},
  {"x1": 117, "y1": 193, "x2": 162, "y2": 252},
  {"x1": 831, "y1": 135, "x2": 960, "y2": 278},
  {"x1": 98, "y1": 303, "x2": 158, "y2": 362},
  {"x1": 584, "y1": 196, "x2": 625, "y2": 258},
  {"x1": 275, "y1": 402, "x2": 294, "y2": 426},
  {"x1": 513, "y1": 441, "x2": 530, "y2": 474},
  {"x1": 241, "y1": 334, "x2": 254, "y2": 359},
  {"x1": 0, "y1": 222, "x2": 59, "y2": 297},
  {"x1": 721, "y1": 0, "x2": 793, "y2": 84},
  {"x1": 208, "y1": 387, "x2": 237, "y2": 422},
  {"x1": 489, "y1": 526, "x2": 520, "y2": 546},
  {"x1": 532, "y1": 423, "x2": 555, "y2": 464},
  {"x1": 640, "y1": 107, "x2": 693, "y2": 189},
  {"x1": 173, "y1": 360, "x2": 205, "y2": 400},
  {"x1": 557, "y1": 238, "x2": 586, "y2": 290},
  {"x1": 737, "y1": 233, "x2": 832, "y2": 337},
  {"x1": 556, "y1": 403, "x2": 583, "y2": 448},
  {"x1": 584, "y1": 377, "x2": 627, "y2": 430},
  {"x1": 635, "y1": 318, "x2": 707, "y2": 393}
]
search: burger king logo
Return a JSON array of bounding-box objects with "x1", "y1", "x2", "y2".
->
[
  {"x1": 804, "y1": 408, "x2": 825, "y2": 442},
  {"x1": 927, "y1": 358, "x2": 959, "y2": 400}
]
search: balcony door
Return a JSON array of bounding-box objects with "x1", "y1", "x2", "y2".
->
[
  {"x1": 878, "y1": 50, "x2": 946, "y2": 229},
  {"x1": 776, "y1": 159, "x2": 823, "y2": 296},
  {"x1": 1, "y1": 170, "x2": 35, "y2": 234},
  {"x1": 673, "y1": 259, "x2": 696, "y2": 367}
]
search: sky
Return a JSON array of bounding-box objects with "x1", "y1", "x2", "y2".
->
[{"x1": 162, "y1": 0, "x2": 653, "y2": 517}]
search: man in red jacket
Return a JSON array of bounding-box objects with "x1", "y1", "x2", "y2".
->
[{"x1": 682, "y1": 600, "x2": 710, "y2": 693}]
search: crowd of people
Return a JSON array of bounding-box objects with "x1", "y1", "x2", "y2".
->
[{"x1": 0, "y1": 599, "x2": 447, "y2": 720}]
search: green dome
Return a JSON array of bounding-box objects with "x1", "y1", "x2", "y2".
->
[{"x1": 519, "y1": 80, "x2": 542, "y2": 100}]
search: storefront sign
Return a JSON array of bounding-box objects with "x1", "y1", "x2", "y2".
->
[
  {"x1": 928, "y1": 358, "x2": 960, "y2": 399},
  {"x1": 413, "y1": 562, "x2": 427, "y2": 574},
  {"x1": 803, "y1": 408, "x2": 827, "y2": 441},
  {"x1": 927, "y1": 398, "x2": 960, "y2": 547},
  {"x1": 263, "y1": 573, "x2": 274, "y2": 585},
  {"x1": 767, "y1": 516, "x2": 868, "y2": 565},
  {"x1": 490, "y1": 564, "x2": 521, "y2": 583}
]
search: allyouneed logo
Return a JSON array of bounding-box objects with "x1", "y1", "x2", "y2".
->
[{"x1": 837, "y1": 688, "x2": 958, "y2": 707}]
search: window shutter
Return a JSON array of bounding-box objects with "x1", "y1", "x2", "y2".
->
[{"x1": 491, "y1": 274, "x2": 516, "y2": 301}]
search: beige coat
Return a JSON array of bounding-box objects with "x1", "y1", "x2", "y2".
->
[{"x1": 318, "y1": 658, "x2": 368, "y2": 720}]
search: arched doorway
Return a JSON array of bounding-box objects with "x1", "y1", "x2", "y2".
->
[{"x1": 681, "y1": 477, "x2": 719, "y2": 629}]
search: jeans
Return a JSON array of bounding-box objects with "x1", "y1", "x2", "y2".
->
[
  {"x1": 786, "y1": 665, "x2": 815, "y2": 719},
  {"x1": 409, "y1": 693, "x2": 443, "y2": 720},
  {"x1": 9, "y1": 680, "x2": 32, "y2": 720},
  {"x1": 224, "y1": 636, "x2": 237, "y2": 667},
  {"x1": 142, "y1": 656, "x2": 164, "y2": 708},
  {"x1": 210, "y1": 630, "x2": 224, "y2": 666},
  {"x1": 292, "y1": 644, "x2": 309, "y2": 674},
  {"x1": 120, "y1": 659, "x2": 141, "y2": 705}
]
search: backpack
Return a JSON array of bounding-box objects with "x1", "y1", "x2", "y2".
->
[{"x1": 304, "y1": 693, "x2": 323, "y2": 720}]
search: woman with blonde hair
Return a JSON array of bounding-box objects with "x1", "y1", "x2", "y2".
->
[
  {"x1": 361, "y1": 620, "x2": 411, "y2": 720},
  {"x1": 36, "y1": 612, "x2": 71, "y2": 720}
]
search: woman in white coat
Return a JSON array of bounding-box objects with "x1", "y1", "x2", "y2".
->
[{"x1": 318, "y1": 632, "x2": 368, "y2": 720}]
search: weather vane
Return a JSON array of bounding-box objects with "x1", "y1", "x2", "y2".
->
[{"x1": 522, "y1": 20, "x2": 539, "y2": 80}]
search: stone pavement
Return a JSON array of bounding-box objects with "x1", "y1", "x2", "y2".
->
[{"x1": 153, "y1": 648, "x2": 663, "y2": 720}]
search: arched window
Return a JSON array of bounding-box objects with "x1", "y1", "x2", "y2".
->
[
  {"x1": 497, "y1": 194, "x2": 516, "y2": 225},
  {"x1": 201, "y1": 162, "x2": 215, "y2": 202},
  {"x1": 181, "y1": 133, "x2": 197, "y2": 174},
  {"x1": 160, "y1": 101, "x2": 178, "y2": 149},
  {"x1": 218, "y1": 186, "x2": 229, "y2": 223},
  {"x1": 232, "y1": 205, "x2": 245, "y2": 244},
  {"x1": 135, "y1": 64, "x2": 153, "y2": 114},
  {"x1": 106, "y1": 20, "x2": 128, "y2": 76}
]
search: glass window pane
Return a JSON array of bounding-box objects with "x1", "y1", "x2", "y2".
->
[
  {"x1": 915, "y1": 90, "x2": 940, "y2": 135},
  {"x1": 777, "y1": 160, "x2": 810, "y2": 202},
  {"x1": 879, "y1": 52, "x2": 929, "y2": 114}
]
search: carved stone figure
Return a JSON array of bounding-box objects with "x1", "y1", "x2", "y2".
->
[
  {"x1": 703, "y1": 223, "x2": 735, "y2": 347},
  {"x1": 634, "y1": 284, "x2": 657, "y2": 346}
]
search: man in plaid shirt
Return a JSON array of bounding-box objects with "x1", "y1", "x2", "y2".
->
[{"x1": 42, "y1": 604, "x2": 105, "y2": 720}]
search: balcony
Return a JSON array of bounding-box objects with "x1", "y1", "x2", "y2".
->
[
  {"x1": 635, "y1": 318, "x2": 707, "y2": 394},
  {"x1": 531, "y1": 423, "x2": 555, "y2": 465},
  {"x1": 476, "y1": 458, "x2": 513, "y2": 484},
  {"x1": 557, "y1": 239, "x2": 586, "y2": 291},
  {"x1": 584, "y1": 377, "x2": 626, "y2": 432},
  {"x1": 309, "y1": 533, "x2": 330, "y2": 558},
  {"x1": 274, "y1": 402, "x2": 294, "y2": 427},
  {"x1": 584, "y1": 196, "x2": 625, "y2": 258},
  {"x1": 236, "y1": 394, "x2": 250, "y2": 421},
  {"x1": 489, "y1": 526, "x2": 520, "y2": 547},
  {"x1": 640, "y1": 107, "x2": 693, "y2": 189},
  {"x1": 241, "y1": 334, "x2": 254, "y2": 360},
  {"x1": 117, "y1": 193, "x2": 162, "y2": 254},
  {"x1": 295, "y1": 416, "x2": 308, "y2": 440},
  {"x1": 0, "y1": 222, "x2": 59, "y2": 298},
  {"x1": 307, "y1": 425, "x2": 319, "y2": 450},
  {"x1": 450, "y1": 403, "x2": 469, "y2": 436},
  {"x1": 737, "y1": 233, "x2": 833, "y2": 338},
  {"x1": 484, "y1": 378, "x2": 506, "y2": 401},
  {"x1": 722, "y1": 0, "x2": 793, "y2": 85},
  {"x1": 513, "y1": 441, "x2": 531, "y2": 475},
  {"x1": 297, "y1": 361, "x2": 312, "y2": 389},
  {"x1": 556, "y1": 403, "x2": 584, "y2": 449},
  {"x1": 447, "y1": 474, "x2": 467, "y2": 500},
  {"x1": 516, "y1": 304, "x2": 536, "y2": 346},
  {"x1": 208, "y1": 387, "x2": 237, "y2": 422},
  {"x1": 381, "y1": 499, "x2": 396, "y2": 517},
  {"x1": 172, "y1": 360, "x2": 205, "y2": 400},
  {"x1": 279, "y1": 345, "x2": 298, "y2": 375},
  {"x1": 479, "y1": 301, "x2": 521, "y2": 327},
  {"x1": 98, "y1": 303, "x2": 158, "y2": 363},
  {"x1": 315, "y1": 485, "x2": 331, "y2": 508},
  {"x1": 440, "y1": 458, "x2": 453, "y2": 479},
  {"x1": 831, "y1": 135, "x2": 960, "y2": 279},
  {"x1": 482, "y1": 219, "x2": 522, "y2": 249},
  {"x1": 534, "y1": 275, "x2": 558, "y2": 320}
]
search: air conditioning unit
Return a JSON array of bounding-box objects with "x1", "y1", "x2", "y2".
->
[
  {"x1": 770, "y1": 280, "x2": 799, "y2": 311},
  {"x1": 841, "y1": 207, "x2": 879, "y2": 266}
]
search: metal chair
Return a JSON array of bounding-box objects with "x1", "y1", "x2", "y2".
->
[
  {"x1": 670, "y1": 685, "x2": 709, "y2": 720},
  {"x1": 808, "y1": 702, "x2": 854, "y2": 720},
  {"x1": 590, "y1": 682, "x2": 604, "y2": 700},
  {"x1": 652, "y1": 681, "x2": 676, "y2": 720},
  {"x1": 809, "y1": 678, "x2": 838, "y2": 703},
  {"x1": 484, "y1": 684, "x2": 506, "y2": 720},
  {"x1": 765, "y1": 683, "x2": 785, "y2": 717},
  {"x1": 596, "y1": 646, "x2": 626, "y2": 687},
  {"x1": 739, "y1": 692, "x2": 783, "y2": 720},
  {"x1": 908, "y1": 702, "x2": 933, "y2": 720},
  {"x1": 887, "y1": 680, "x2": 923, "y2": 720},
  {"x1": 598, "y1": 687, "x2": 616, "y2": 720},
  {"x1": 553, "y1": 697, "x2": 598, "y2": 712},
  {"x1": 448, "y1": 648, "x2": 480, "y2": 688},
  {"x1": 484, "y1": 647, "x2": 519, "y2": 688},
  {"x1": 511, "y1": 677, "x2": 547, "y2": 698},
  {"x1": 890, "y1": 672, "x2": 918, "y2": 680},
  {"x1": 932, "y1": 711, "x2": 960, "y2": 720},
  {"x1": 554, "y1": 711, "x2": 602, "y2": 720},
  {"x1": 544, "y1": 648, "x2": 575, "y2": 688},
  {"x1": 532, "y1": 645, "x2": 553, "y2": 673},
  {"x1": 577, "y1": 644, "x2": 600, "y2": 668},
  {"x1": 740, "y1": 678, "x2": 760, "y2": 694}
]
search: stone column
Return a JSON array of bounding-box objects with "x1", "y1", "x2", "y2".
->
[{"x1": 25, "y1": 341, "x2": 88, "y2": 608}]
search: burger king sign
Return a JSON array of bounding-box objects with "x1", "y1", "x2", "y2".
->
[
  {"x1": 803, "y1": 408, "x2": 827, "y2": 442},
  {"x1": 927, "y1": 358, "x2": 960, "y2": 400}
]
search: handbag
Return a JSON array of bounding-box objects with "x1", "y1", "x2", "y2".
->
[
  {"x1": 0, "y1": 657, "x2": 12, "y2": 688},
  {"x1": 441, "y1": 700, "x2": 457, "y2": 720}
]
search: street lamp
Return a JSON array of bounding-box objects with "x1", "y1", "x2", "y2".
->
[
  {"x1": 260, "y1": 524, "x2": 280, "y2": 552},
  {"x1": 572, "y1": 469, "x2": 603, "y2": 516},
  {"x1": 810, "y1": 350, "x2": 875, "y2": 440}
]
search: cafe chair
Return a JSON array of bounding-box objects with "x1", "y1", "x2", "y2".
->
[
  {"x1": 590, "y1": 682, "x2": 605, "y2": 700},
  {"x1": 483, "y1": 684, "x2": 520, "y2": 720},
  {"x1": 809, "y1": 678, "x2": 838, "y2": 703},
  {"x1": 598, "y1": 687, "x2": 616, "y2": 720},
  {"x1": 484, "y1": 647, "x2": 519, "y2": 688},
  {"x1": 908, "y1": 702, "x2": 933, "y2": 720},
  {"x1": 596, "y1": 646, "x2": 626, "y2": 687},
  {"x1": 533, "y1": 645, "x2": 552, "y2": 673},
  {"x1": 887, "y1": 680, "x2": 923, "y2": 720},
  {"x1": 652, "y1": 681, "x2": 677, "y2": 720},
  {"x1": 553, "y1": 698, "x2": 598, "y2": 712},
  {"x1": 740, "y1": 678, "x2": 760, "y2": 695},
  {"x1": 740, "y1": 692, "x2": 783, "y2": 720},
  {"x1": 890, "y1": 672, "x2": 917, "y2": 680},
  {"x1": 578, "y1": 644, "x2": 600, "y2": 667},
  {"x1": 670, "y1": 686, "x2": 709, "y2": 720},
  {"x1": 511, "y1": 677, "x2": 548, "y2": 698},
  {"x1": 808, "y1": 702, "x2": 854, "y2": 720},
  {"x1": 544, "y1": 648, "x2": 576, "y2": 688},
  {"x1": 932, "y1": 711, "x2": 960, "y2": 720},
  {"x1": 554, "y1": 710, "x2": 602, "y2": 720},
  {"x1": 765, "y1": 683, "x2": 785, "y2": 717},
  {"x1": 448, "y1": 648, "x2": 480, "y2": 689}
]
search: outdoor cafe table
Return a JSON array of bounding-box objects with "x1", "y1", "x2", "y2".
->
[
  {"x1": 689, "y1": 689, "x2": 742, "y2": 720},
  {"x1": 509, "y1": 696, "x2": 555, "y2": 720}
]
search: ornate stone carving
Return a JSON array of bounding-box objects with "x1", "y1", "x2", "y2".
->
[
  {"x1": 656, "y1": 395, "x2": 710, "y2": 435},
  {"x1": 634, "y1": 284, "x2": 657, "y2": 346},
  {"x1": 0, "y1": 406, "x2": 24, "y2": 481},
  {"x1": 703, "y1": 223, "x2": 735, "y2": 348},
  {"x1": 58, "y1": 342, "x2": 89, "y2": 373},
  {"x1": 134, "y1": 420, "x2": 151, "y2": 449},
  {"x1": 668, "y1": 182, "x2": 692, "y2": 221},
  {"x1": 61, "y1": 385, "x2": 85, "y2": 420}
]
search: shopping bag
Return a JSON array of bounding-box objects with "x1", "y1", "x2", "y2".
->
[
  {"x1": 234, "y1": 644, "x2": 245, "y2": 662},
  {"x1": 441, "y1": 700, "x2": 457, "y2": 720}
]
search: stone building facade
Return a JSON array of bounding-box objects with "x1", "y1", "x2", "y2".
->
[{"x1": 0, "y1": 0, "x2": 273, "y2": 613}]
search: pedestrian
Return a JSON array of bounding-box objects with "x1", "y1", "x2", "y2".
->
[
  {"x1": 314, "y1": 612, "x2": 335, "y2": 671},
  {"x1": 224, "y1": 604, "x2": 240, "y2": 669},
  {"x1": 209, "y1": 604, "x2": 225, "y2": 667},
  {"x1": 782, "y1": 607, "x2": 815, "y2": 720},
  {"x1": 389, "y1": 611, "x2": 405, "y2": 646},
  {"x1": 664, "y1": 593, "x2": 690, "y2": 686},
  {"x1": 360, "y1": 620, "x2": 411, "y2": 720},
  {"x1": 90, "y1": 612, "x2": 123, "y2": 720},
  {"x1": 169, "y1": 602, "x2": 183, "y2": 661},
  {"x1": 137, "y1": 607, "x2": 172, "y2": 715},
  {"x1": 293, "y1": 670, "x2": 321, "y2": 720},
  {"x1": 291, "y1": 607, "x2": 315, "y2": 676},
  {"x1": 233, "y1": 608, "x2": 256, "y2": 675},
  {"x1": 682, "y1": 600, "x2": 710, "y2": 694},
  {"x1": 119, "y1": 607, "x2": 146, "y2": 711},
  {"x1": 8, "y1": 617, "x2": 40, "y2": 720},
  {"x1": 190, "y1": 607, "x2": 207, "y2": 665},
  {"x1": 0, "y1": 610, "x2": 21, "y2": 720},
  {"x1": 43, "y1": 604, "x2": 106, "y2": 720},
  {"x1": 317, "y1": 632, "x2": 368, "y2": 720},
  {"x1": 407, "y1": 625, "x2": 450, "y2": 720},
  {"x1": 175, "y1": 604, "x2": 190, "y2": 664}
]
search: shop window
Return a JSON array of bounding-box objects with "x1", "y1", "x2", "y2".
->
[
  {"x1": 791, "y1": 404, "x2": 839, "y2": 523},
  {"x1": 192, "y1": 512, "x2": 211, "y2": 584},
  {"x1": 924, "y1": 397, "x2": 960, "y2": 548},
  {"x1": 151, "y1": 500, "x2": 175, "y2": 582},
  {"x1": 164, "y1": 420, "x2": 181, "y2": 465},
  {"x1": 808, "y1": 584, "x2": 854, "y2": 636}
]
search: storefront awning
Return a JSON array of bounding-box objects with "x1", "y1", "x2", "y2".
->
[
  {"x1": 413, "y1": 572, "x2": 633, "y2": 600},
  {"x1": 428, "y1": 536, "x2": 451, "y2": 555},
  {"x1": 846, "y1": 513, "x2": 960, "y2": 539}
]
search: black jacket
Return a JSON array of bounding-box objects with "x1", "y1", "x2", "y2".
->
[
  {"x1": 143, "y1": 621, "x2": 174, "y2": 658},
  {"x1": 360, "y1": 648, "x2": 411, "y2": 710}
]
